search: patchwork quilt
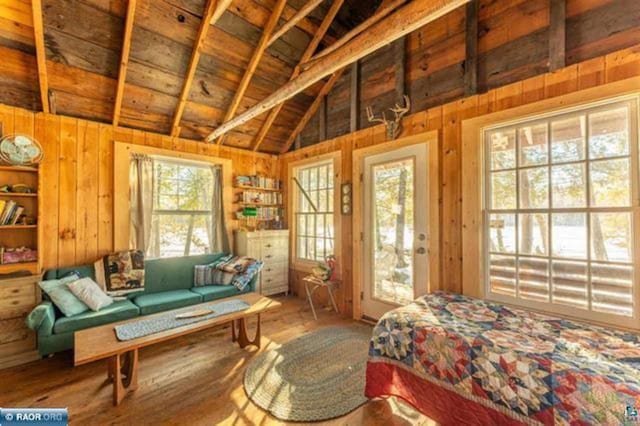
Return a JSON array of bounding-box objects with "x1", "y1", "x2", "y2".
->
[{"x1": 365, "y1": 292, "x2": 640, "y2": 425}]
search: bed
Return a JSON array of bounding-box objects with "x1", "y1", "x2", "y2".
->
[{"x1": 365, "y1": 291, "x2": 640, "y2": 425}]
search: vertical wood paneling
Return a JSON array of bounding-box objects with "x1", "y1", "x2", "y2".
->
[
  {"x1": 57, "y1": 117, "x2": 77, "y2": 267},
  {"x1": 0, "y1": 106, "x2": 279, "y2": 269},
  {"x1": 279, "y1": 43, "x2": 640, "y2": 317},
  {"x1": 97, "y1": 124, "x2": 114, "y2": 258},
  {"x1": 40, "y1": 114, "x2": 59, "y2": 269},
  {"x1": 76, "y1": 121, "x2": 99, "y2": 262}
]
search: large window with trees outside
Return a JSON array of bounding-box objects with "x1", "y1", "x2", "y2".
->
[
  {"x1": 294, "y1": 160, "x2": 335, "y2": 262},
  {"x1": 485, "y1": 98, "x2": 638, "y2": 325},
  {"x1": 150, "y1": 160, "x2": 214, "y2": 258}
]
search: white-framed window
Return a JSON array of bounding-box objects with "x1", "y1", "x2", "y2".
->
[
  {"x1": 484, "y1": 96, "x2": 639, "y2": 326},
  {"x1": 150, "y1": 160, "x2": 214, "y2": 258},
  {"x1": 293, "y1": 159, "x2": 335, "y2": 263}
]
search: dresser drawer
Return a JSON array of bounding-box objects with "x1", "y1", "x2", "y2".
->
[
  {"x1": 0, "y1": 280, "x2": 39, "y2": 320},
  {"x1": 0, "y1": 318, "x2": 31, "y2": 345},
  {"x1": 261, "y1": 247, "x2": 288, "y2": 263}
]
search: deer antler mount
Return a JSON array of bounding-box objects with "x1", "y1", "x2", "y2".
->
[{"x1": 366, "y1": 95, "x2": 411, "y2": 140}]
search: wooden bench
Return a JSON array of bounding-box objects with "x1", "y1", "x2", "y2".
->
[{"x1": 74, "y1": 293, "x2": 281, "y2": 405}]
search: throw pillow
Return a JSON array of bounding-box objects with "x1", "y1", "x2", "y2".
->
[
  {"x1": 68, "y1": 277, "x2": 114, "y2": 312},
  {"x1": 94, "y1": 250, "x2": 145, "y2": 297},
  {"x1": 194, "y1": 259, "x2": 224, "y2": 287},
  {"x1": 39, "y1": 275, "x2": 89, "y2": 317}
]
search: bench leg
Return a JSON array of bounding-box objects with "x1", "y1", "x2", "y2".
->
[
  {"x1": 232, "y1": 315, "x2": 261, "y2": 349},
  {"x1": 109, "y1": 349, "x2": 139, "y2": 406}
]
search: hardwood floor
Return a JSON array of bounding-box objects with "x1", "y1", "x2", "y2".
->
[{"x1": 0, "y1": 296, "x2": 434, "y2": 425}]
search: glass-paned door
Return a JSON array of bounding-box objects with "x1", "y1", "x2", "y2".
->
[{"x1": 362, "y1": 144, "x2": 429, "y2": 319}]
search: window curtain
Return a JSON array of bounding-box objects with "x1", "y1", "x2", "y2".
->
[
  {"x1": 210, "y1": 165, "x2": 230, "y2": 253},
  {"x1": 130, "y1": 154, "x2": 154, "y2": 254}
]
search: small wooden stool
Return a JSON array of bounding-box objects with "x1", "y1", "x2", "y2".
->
[{"x1": 302, "y1": 276, "x2": 339, "y2": 320}]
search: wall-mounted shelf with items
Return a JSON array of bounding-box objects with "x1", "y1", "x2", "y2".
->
[
  {"x1": 233, "y1": 175, "x2": 285, "y2": 231},
  {"x1": 0, "y1": 165, "x2": 40, "y2": 275}
]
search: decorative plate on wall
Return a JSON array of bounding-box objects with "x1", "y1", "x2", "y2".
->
[{"x1": 0, "y1": 134, "x2": 43, "y2": 166}]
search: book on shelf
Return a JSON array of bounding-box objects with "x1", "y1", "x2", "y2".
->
[
  {"x1": 0, "y1": 200, "x2": 25, "y2": 226},
  {"x1": 234, "y1": 175, "x2": 282, "y2": 190},
  {"x1": 239, "y1": 190, "x2": 282, "y2": 205}
]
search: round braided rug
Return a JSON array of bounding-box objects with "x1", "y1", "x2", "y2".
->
[{"x1": 244, "y1": 326, "x2": 371, "y2": 422}]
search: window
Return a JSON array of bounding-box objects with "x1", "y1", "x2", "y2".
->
[
  {"x1": 294, "y1": 160, "x2": 335, "y2": 263},
  {"x1": 150, "y1": 160, "x2": 214, "y2": 258},
  {"x1": 484, "y1": 98, "x2": 639, "y2": 324}
]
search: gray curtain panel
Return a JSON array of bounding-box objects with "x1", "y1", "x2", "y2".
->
[
  {"x1": 211, "y1": 165, "x2": 230, "y2": 253},
  {"x1": 129, "y1": 154, "x2": 154, "y2": 254}
]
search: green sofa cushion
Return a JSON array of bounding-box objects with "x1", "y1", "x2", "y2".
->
[
  {"x1": 143, "y1": 254, "x2": 226, "y2": 294},
  {"x1": 53, "y1": 300, "x2": 140, "y2": 334},
  {"x1": 44, "y1": 265, "x2": 95, "y2": 281},
  {"x1": 133, "y1": 290, "x2": 202, "y2": 315},
  {"x1": 190, "y1": 285, "x2": 248, "y2": 302}
]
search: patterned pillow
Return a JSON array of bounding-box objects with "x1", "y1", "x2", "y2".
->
[
  {"x1": 94, "y1": 250, "x2": 145, "y2": 297},
  {"x1": 194, "y1": 263, "x2": 234, "y2": 286}
]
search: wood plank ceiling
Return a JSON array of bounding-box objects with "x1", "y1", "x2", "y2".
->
[{"x1": 0, "y1": 0, "x2": 375, "y2": 153}]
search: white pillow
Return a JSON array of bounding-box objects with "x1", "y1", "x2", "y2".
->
[{"x1": 67, "y1": 277, "x2": 114, "y2": 312}]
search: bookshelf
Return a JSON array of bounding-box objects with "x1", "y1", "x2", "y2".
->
[
  {"x1": 0, "y1": 166, "x2": 40, "y2": 275},
  {"x1": 233, "y1": 175, "x2": 284, "y2": 231}
]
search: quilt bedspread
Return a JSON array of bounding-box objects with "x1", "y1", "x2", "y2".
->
[{"x1": 365, "y1": 292, "x2": 640, "y2": 425}]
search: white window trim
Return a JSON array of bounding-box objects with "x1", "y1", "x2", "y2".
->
[
  {"x1": 288, "y1": 152, "x2": 341, "y2": 273},
  {"x1": 481, "y1": 95, "x2": 640, "y2": 329}
]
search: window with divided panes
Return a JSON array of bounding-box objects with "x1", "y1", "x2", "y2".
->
[
  {"x1": 485, "y1": 98, "x2": 639, "y2": 326},
  {"x1": 151, "y1": 160, "x2": 214, "y2": 259},
  {"x1": 295, "y1": 160, "x2": 335, "y2": 262}
]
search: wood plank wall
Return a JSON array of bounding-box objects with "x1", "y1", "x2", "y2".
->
[
  {"x1": 0, "y1": 105, "x2": 279, "y2": 270},
  {"x1": 280, "y1": 44, "x2": 640, "y2": 318},
  {"x1": 298, "y1": 0, "x2": 640, "y2": 148}
]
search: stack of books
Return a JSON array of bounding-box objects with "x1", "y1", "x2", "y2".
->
[
  {"x1": 241, "y1": 191, "x2": 282, "y2": 204},
  {"x1": 0, "y1": 200, "x2": 25, "y2": 226},
  {"x1": 235, "y1": 175, "x2": 282, "y2": 190}
]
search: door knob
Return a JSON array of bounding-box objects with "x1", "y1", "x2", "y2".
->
[{"x1": 416, "y1": 247, "x2": 426, "y2": 255}]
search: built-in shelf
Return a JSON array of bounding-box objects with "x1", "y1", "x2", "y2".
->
[
  {"x1": 0, "y1": 225, "x2": 37, "y2": 230},
  {"x1": 0, "y1": 165, "x2": 38, "y2": 173},
  {"x1": 0, "y1": 193, "x2": 37, "y2": 198},
  {"x1": 0, "y1": 262, "x2": 39, "y2": 274},
  {"x1": 238, "y1": 203, "x2": 282, "y2": 207},
  {"x1": 234, "y1": 185, "x2": 281, "y2": 192}
]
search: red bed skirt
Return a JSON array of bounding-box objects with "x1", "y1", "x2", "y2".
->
[{"x1": 365, "y1": 360, "x2": 528, "y2": 426}]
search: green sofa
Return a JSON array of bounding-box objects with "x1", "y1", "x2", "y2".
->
[{"x1": 27, "y1": 253, "x2": 256, "y2": 356}]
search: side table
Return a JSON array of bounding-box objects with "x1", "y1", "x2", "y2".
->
[{"x1": 302, "y1": 276, "x2": 339, "y2": 320}]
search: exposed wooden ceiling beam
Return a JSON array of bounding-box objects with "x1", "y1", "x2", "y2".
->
[
  {"x1": 267, "y1": 0, "x2": 325, "y2": 48},
  {"x1": 210, "y1": 0, "x2": 233, "y2": 24},
  {"x1": 250, "y1": 0, "x2": 345, "y2": 151},
  {"x1": 113, "y1": 0, "x2": 138, "y2": 127},
  {"x1": 300, "y1": 0, "x2": 407, "y2": 71},
  {"x1": 206, "y1": 0, "x2": 469, "y2": 143},
  {"x1": 280, "y1": 70, "x2": 345, "y2": 154},
  {"x1": 171, "y1": 0, "x2": 231, "y2": 137},
  {"x1": 216, "y1": 0, "x2": 288, "y2": 145},
  {"x1": 31, "y1": 0, "x2": 49, "y2": 113}
]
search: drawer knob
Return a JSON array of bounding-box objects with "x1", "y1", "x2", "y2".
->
[
  {"x1": 266, "y1": 244, "x2": 272, "y2": 248},
  {"x1": 265, "y1": 255, "x2": 272, "y2": 259},
  {"x1": 267, "y1": 268, "x2": 272, "y2": 272}
]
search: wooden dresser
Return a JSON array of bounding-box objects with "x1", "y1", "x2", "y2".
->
[
  {"x1": 235, "y1": 230, "x2": 289, "y2": 296},
  {"x1": 0, "y1": 274, "x2": 41, "y2": 369}
]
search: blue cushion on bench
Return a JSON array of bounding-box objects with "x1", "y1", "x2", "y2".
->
[
  {"x1": 190, "y1": 285, "x2": 248, "y2": 302},
  {"x1": 133, "y1": 290, "x2": 202, "y2": 315},
  {"x1": 53, "y1": 300, "x2": 140, "y2": 334}
]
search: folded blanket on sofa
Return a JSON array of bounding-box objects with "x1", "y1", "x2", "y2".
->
[
  {"x1": 216, "y1": 256, "x2": 253, "y2": 274},
  {"x1": 232, "y1": 260, "x2": 263, "y2": 291},
  {"x1": 194, "y1": 255, "x2": 262, "y2": 291},
  {"x1": 94, "y1": 250, "x2": 145, "y2": 297}
]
